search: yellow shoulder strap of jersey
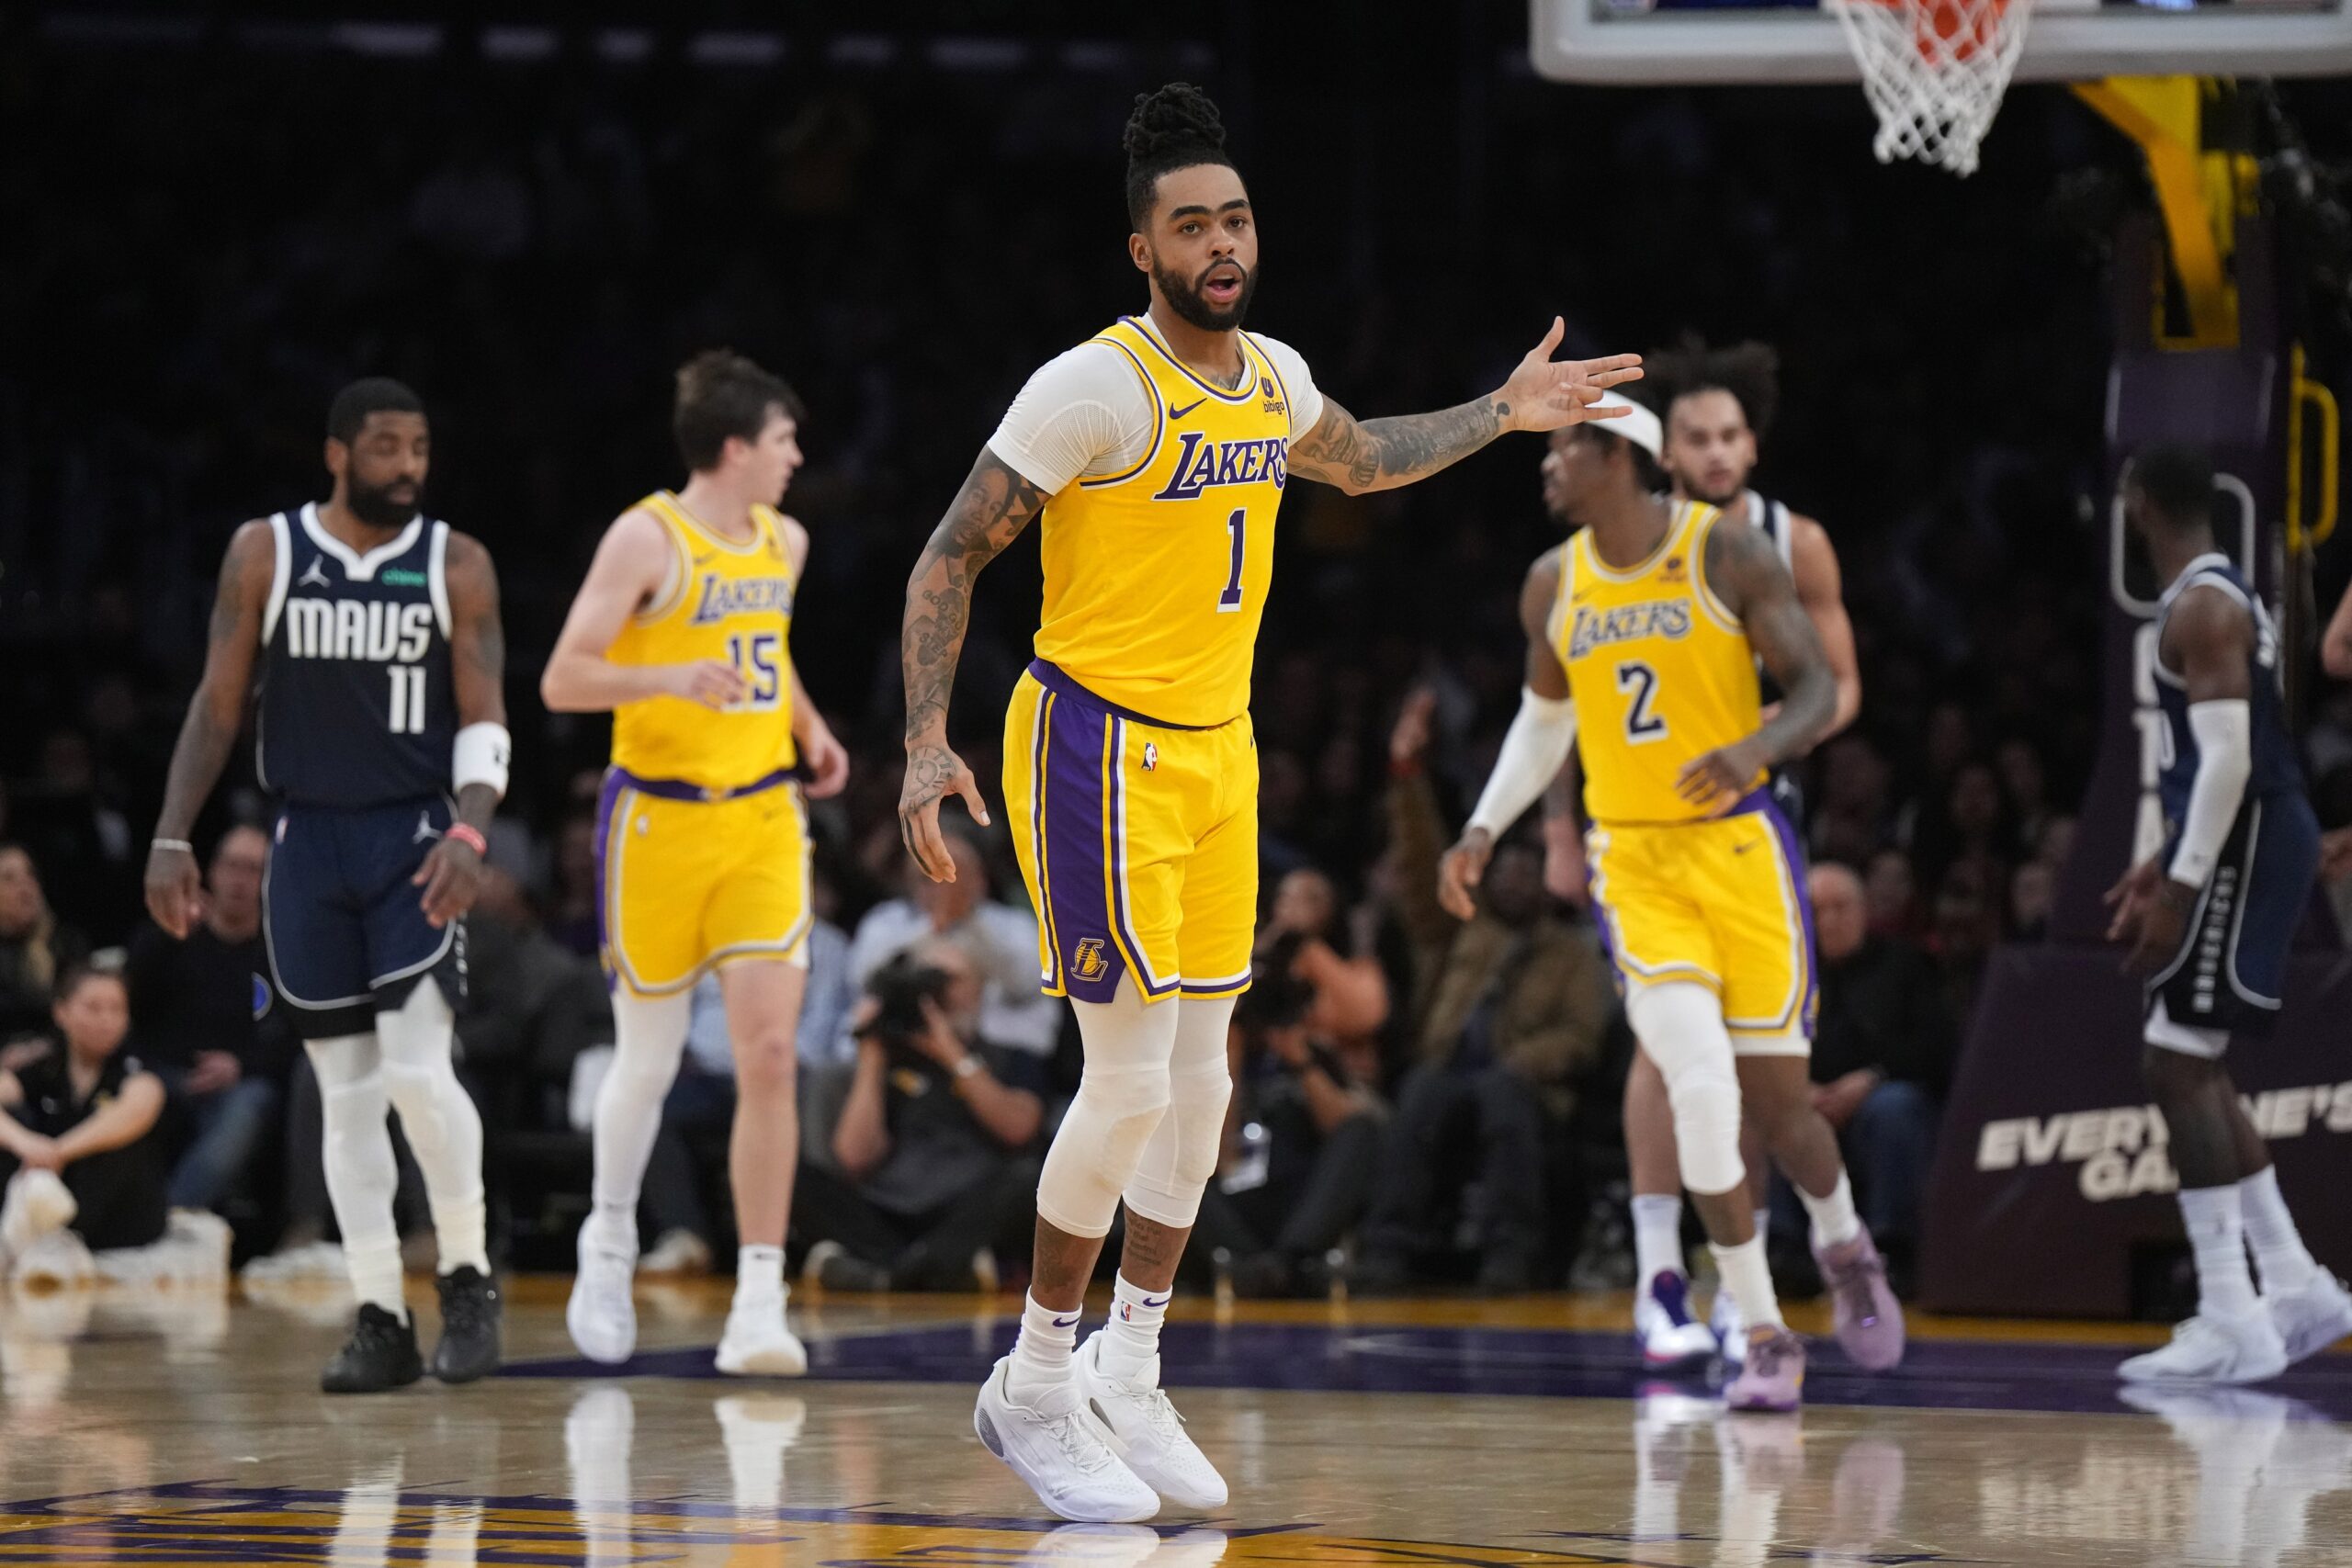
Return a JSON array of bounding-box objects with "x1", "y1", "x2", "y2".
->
[
  {"x1": 1684, "y1": 502, "x2": 1743, "y2": 632},
  {"x1": 754, "y1": 506, "x2": 800, "y2": 587},
  {"x1": 635, "y1": 493, "x2": 695, "y2": 622}
]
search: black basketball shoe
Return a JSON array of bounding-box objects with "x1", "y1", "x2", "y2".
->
[
  {"x1": 322, "y1": 1303, "x2": 424, "y2": 1393},
  {"x1": 431, "y1": 1266, "x2": 503, "y2": 1384}
]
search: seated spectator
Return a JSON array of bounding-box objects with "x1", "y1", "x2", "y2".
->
[
  {"x1": 125, "y1": 826, "x2": 294, "y2": 1214},
  {"x1": 844, "y1": 828, "x2": 1057, "y2": 1059},
  {"x1": 1780, "y1": 863, "x2": 1955, "y2": 1289},
  {"x1": 0, "y1": 967, "x2": 168, "y2": 1269},
  {"x1": 1359, "y1": 756, "x2": 1614, "y2": 1291},
  {"x1": 0, "y1": 845, "x2": 89, "y2": 1051},
  {"x1": 1258, "y1": 867, "x2": 1390, "y2": 1066},
  {"x1": 1191, "y1": 940, "x2": 1385, "y2": 1298},
  {"x1": 1863, "y1": 847, "x2": 1921, "y2": 941},
  {"x1": 796, "y1": 942, "x2": 1045, "y2": 1292},
  {"x1": 2007, "y1": 859, "x2": 2054, "y2": 942}
]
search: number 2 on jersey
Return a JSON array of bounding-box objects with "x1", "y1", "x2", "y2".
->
[
  {"x1": 1217, "y1": 508, "x2": 1246, "y2": 614},
  {"x1": 1616, "y1": 660, "x2": 1667, "y2": 743}
]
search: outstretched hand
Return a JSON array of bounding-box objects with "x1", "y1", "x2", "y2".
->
[{"x1": 1496, "y1": 319, "x2": 1644, "y2": 434}]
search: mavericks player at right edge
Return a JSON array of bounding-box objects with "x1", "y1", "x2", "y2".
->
[{"x1": 2107, "y1": 444, "x2": 2352, "y2": 1384}]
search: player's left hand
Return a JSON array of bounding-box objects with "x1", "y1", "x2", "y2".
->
[
  {"x1": 2120, "y1": 878, "x2": 2195, "y2": 977},
  {"x1": 1496, "y1": 319, "x2": 1644, "y2": 434},
  {"x1": 1674, "y1": 739, "x2": 1770, "y2": 811},
  {"x1": 2323, "y1": 826, "x2": 2352, "y2": 885},
  {"x1": 800, "y1": 721, "x2": 851, "y2": 800},
  {"x1": 413, "y1": 833, "x2": 484, "y2": 929},
  {"x1": 2101, "y1": 857, "x2": 2163, "y2": 942}
]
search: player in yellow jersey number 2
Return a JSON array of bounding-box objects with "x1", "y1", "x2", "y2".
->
[
  {"x1": 1439, "y1": 398, "x2": 1903, "y2": 1415},
  {"x1": 895, "y1": 82, "x2": 1643, "y2": 1524},
  {"x1": 543, "y1": 352, "x2": 849, "y2": 1379}
]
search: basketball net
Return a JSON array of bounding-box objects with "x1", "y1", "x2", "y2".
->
[{"x1": 1826, "y1": 0, "x2": 2031, "y2": 176}]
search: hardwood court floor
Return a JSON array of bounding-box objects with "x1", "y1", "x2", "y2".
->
[{"x1": 3, "y1": 1276, "x2": 2349, "y2": 1566}]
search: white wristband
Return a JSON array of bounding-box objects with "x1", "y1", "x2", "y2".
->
[
  {"x1": 453, "y1": 721, "x2": 513, "y2": 800},
  {"x1": 2169, "y1": 699, "x2": 2251, "y2": 886},
  {"x1": 1468, "y1": 687, "x2": 1579, "y2": 839}
]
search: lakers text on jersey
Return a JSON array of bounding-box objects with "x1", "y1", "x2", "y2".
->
[
  {"x1": 597, "y1": 492, "x2": 811, "y2": 995},
  {"x1": 1556, "y1": 501, "x2": 1815, "y2": 1048},
  {"x1": 1003, "y1": 319, "x2": 1293, "y2": 1005},
  {"x1": 255, "y1": 503, "x2": 466, "y2": 1037}
]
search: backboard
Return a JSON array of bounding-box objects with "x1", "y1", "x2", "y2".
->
[{"x1": 1531, "y1": 0, "x2": 2352, "y2": 85}]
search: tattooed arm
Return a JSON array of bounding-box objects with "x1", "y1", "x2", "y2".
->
[
  {"x1": 898, "y1": 446, "x2": 1049, "y2": 882},
  {"x1": 1672, "y1": 519, "x2": 1838, "y2": 809},
  {"x1": 1286, "y1": 319, "x2": 1643, "y2": 495},
  {"x1": 145, "y1": 519, "x2": 276, "y2": 939}
]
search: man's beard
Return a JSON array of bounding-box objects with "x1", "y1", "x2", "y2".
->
[
  {"x1": 347, "y1": 477, "x2": 419, "y2": 529},
  {"x1": 1155, "y1": 256, "x2": 1258, "y2": 335},
  {"x1": 1678, "y1": 471, "x2": 1745, "y2": 509}
]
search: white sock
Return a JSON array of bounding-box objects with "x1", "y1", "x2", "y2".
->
[
  {"x1": 1754, "y1": 1207, "x2": 1773, "y2": 1247},
  {"x1": 2179, "y1": 1184, "x2": 2258, "y2": 1317},
  {"x1": 375, "y1": 982, "x2": 490, "y2": 1276},
  {"x1": 1799, "y1": 1170, "x2": 1862, "y2": 1251},
  {"x1": 1631, "y1": 1193, "x2": 1685, "y2": 1285},
  {"x1": 735, "y1": 1244, "x2": 786, "y2": 1305},
  {"x1": 591, "y1": 991, "x2": 695, "y2": 1237},
  {"x1": 1100, "y1": 1272, "x2": 1170, "y2": 1381},
  {"x1": 1709, "y1": 1235, "x2": 1785, "y2": 1333},
  {"x1": 1006, "y1": 1292, "x2": 1080, "y2": 1403},
  {"x1": 2238, "y1": 1166, "x2": 2317, "y2": 1295}
]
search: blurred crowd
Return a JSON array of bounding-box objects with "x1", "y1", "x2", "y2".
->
[{"x1": 5, "y1": 17, "x2": 2352, "y2": 1297}]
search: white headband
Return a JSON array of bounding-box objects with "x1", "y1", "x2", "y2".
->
[{"x1": 1590, "y1": 391, "x2": 1663, "y2": 458}]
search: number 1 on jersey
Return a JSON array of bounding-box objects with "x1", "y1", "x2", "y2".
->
[
  {"x1": 387, "y1": 666, "x2": 426, "y2": 735},
  {"x1": 1616, "y1": 660, "x2": 1667, "y2": 743},
  {"x1": 1217, "y1": 508, "x2": 1246, "y2": 614}
]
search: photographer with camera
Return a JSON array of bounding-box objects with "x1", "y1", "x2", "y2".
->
[
  {"x1": 1189, "y1": 932, "x2": 1385, "y2": 1298},
  {"x1": 795, "y1": 941, "x2": 1045, "y2": 1292}
]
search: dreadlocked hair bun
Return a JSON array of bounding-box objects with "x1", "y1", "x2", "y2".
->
[{"x1": 1123, "y1": 82, "x2": 1227, "y2": 164}]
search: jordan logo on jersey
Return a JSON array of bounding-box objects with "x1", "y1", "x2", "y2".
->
[
  {"x1": 1151, "y1": 431, "x2": 1288, "y2": 501},
  {"x1": 1567, "y1": 600, "x2": 1694, "y2": 660},
  {"x1": 298, "y1": 557, "x2": 331, "y2": 589}
]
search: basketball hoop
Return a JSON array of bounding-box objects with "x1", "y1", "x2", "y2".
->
[{"x1": 1826, "y1": 0, "x2": 2032, "y2": 176}]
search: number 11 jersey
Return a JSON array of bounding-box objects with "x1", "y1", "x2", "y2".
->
[{"x1": 257, "y1": 502, "x2": 457, "y2": 807}]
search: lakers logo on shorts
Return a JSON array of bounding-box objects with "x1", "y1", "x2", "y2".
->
[{"x1": 1071, "y1": 938, "x2": 1110, "y2": 982}]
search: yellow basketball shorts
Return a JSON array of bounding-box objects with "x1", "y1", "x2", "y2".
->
[
  {"x1": 594, "y1": 765, "x2": 811, "y2": 997},
  {"x1": 1003, "y1": 660, "x2": 1256, "y2": 1007},
  {"x1": 1586, "y1": 788, "x2": 1817, "y2": 1053}
]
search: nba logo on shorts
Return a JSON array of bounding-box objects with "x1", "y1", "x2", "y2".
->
[
  {"x1": 1142, "y1": 742, "x2": 1159, "y2": 773},
  {"x1": 1072, "y1": 938, "x2": 1108, "y2": 982}
]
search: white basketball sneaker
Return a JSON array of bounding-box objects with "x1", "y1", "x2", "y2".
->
[
  {"x1": 1074, "y1": 1332, "x2": 1227, "y2": 1511},
  {"x1": 1633, "y1": 1270, "x2": 1718, "y2": 1371},
  {"x1": 2266, "y1": 1273, "x2": 2352, "y2": 1365},
  {"x1": 716, "y1": 1288, "x2": 808, "y2": 1378},
  {"x1": 567, "y1": 1213, "x2": 639, "y2": 1365},
  {"x1": 2119, "y1": 1309, "x2": 2289, "y2": 1385},
  {"x1": 1711, "y1": 1286, "x2": 1748, "y2": 1368},
  {"x1": 975, "y1": 1355, "x2": 1159, "y2": 1524}
]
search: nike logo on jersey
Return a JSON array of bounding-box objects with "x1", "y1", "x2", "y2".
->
[
  {"x1": 1733, "y1": 840, "x2": 1759, "y2": 855},
  {"x1": 298, "y1": 557, "x2": 332, "y2": 589},
  {"x1": 692, "y1": 552, "x2": 718, "y2": 567},
  {"x1": 1168, "y1": 397, "x2": 1207, "y2": 422}
]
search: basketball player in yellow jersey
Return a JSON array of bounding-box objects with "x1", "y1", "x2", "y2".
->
[
  {"x1": 541, "y1": 352, "x2": 849, "y2": 1378},
  {"x1": 1439, "y1": 394, "x2": 1902, "y2": 1414},
  {"x1": 893, "y1": 83, "x2": 1641, "y2": 1523}
]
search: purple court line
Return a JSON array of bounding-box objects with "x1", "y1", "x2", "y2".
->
[{"x1": 500, "y1": 1319, "x2": 2352, "y2": 1420}]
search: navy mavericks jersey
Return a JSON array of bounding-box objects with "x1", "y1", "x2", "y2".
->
[
  {"x1": 2152, "y1": 554, "x2": 2304, "y2": 826},
  {"x1": 1747, "y1": 491, "x2": 1794, "y2": 707},
  {"x1": 255, "y1": 503, "x2": 456, "y2": 807}
]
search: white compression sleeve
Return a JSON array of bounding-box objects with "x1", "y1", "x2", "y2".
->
[
  {"x1": 1123, "y1": 994, "x2": 1236, "y2": 1229},
  {"x1": 2170, "y1": 699, "x2": 2251, "y2": 886},
  {"x1": 1468, "y1": 686, "x2": 1578, "y2": 839},
  {"x1": 304, "y1": 1032, "x2": 405, "y2": 1315},
  {"x1": 591, "y1": 991, "x2": 695, "y2": 1227},
  {"x1": 374, "y1": 980, "x2": 488, "y2": 1275},
  {"x1": 1035, "y1": 977, "x2": 1178, "y2": 1239}
]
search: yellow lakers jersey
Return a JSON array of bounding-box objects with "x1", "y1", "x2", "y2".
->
[
  {"x1": 608, "y1": 491, "x2": 798, "y2": 790},
  {"x1": 1032, "y1": 317, "x2": 1295, "y2": 728},
  {"x1": 1553, "y1": 500, "x2": 1765, "y2": 825}
]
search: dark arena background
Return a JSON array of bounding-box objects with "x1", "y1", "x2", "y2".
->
[{"x1": 5, "y1": 4, "x2": 2352, "y2": 1564}]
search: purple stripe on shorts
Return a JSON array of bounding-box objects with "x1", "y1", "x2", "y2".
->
[
  {"x1": 592, "y1": 766, "x2": 628, "y2": 990},
  {"x1": 1735, "y1": 786, "x2": 1819, "y2": 1034},
  {"x1": 1040, "y1": 690, "x2": 1127, "y2": 1004}
]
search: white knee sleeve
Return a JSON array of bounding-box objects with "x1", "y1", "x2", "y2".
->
[
  {"x1": 593, "y1": 989, "x2": 694, "y2": 1218},
  {"x1": 1124, "y1": 995, "x2": 1236, "y2": 1229},
  {"x1": 306, "y1": 1032, "x2": 400, "y2": 1252},
  {"x1": 1036, "y1": 981, "x2": 1177, "y2": 1239},
  {"x1": 1627, "y1": 982, "x2": 1747, "y2": 1198},
  {"x1": 375, "y1": 981, "x2": 488, "y2": 1271}
]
